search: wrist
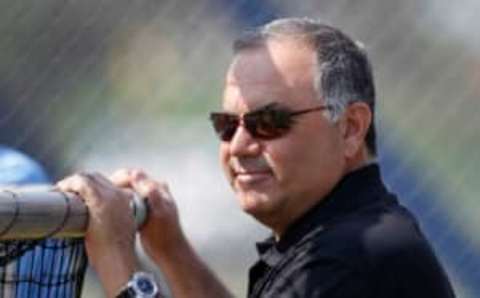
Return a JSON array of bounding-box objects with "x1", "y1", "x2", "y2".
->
[
  {"x1": 91, "y1": 247, "x2": 140, "y2": 297},
  {"x1": 142, "y1": 231, "x2": 190, "y2": 264}
]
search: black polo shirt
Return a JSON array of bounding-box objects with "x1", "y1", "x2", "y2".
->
[{"x1": 247, "y1": 164, "x2": 455, "y2": 298}]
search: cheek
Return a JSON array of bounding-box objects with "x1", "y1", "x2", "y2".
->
[
  {"x1": 263, "y1": 140, "x2": 302, "y2": 182},
  {"x1": 301, "y1": 133, "x2": 345, "y2": 185},
  {"x1": 268, "y1": 130, "x2": 343, "y2": 185},
  {"x1": 219, "y1": 144, "x2": 232, "y2": 177}
]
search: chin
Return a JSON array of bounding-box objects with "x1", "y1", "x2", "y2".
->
[{"x1": 238, "y1": 191, "x2": 276, "y2": 217}]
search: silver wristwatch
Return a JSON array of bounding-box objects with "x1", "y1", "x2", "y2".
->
[{"x1": 116, "y1": 271, "x2": 159, "y2": 298}]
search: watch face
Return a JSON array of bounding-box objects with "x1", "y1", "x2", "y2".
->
[
  {"x1": 117, "y1": 272, "x2": 159, "y2": 298},
  {"x1": 137, "y1": 276, "x2": 155, "y2": 295},
  {"x1": 130, "y1": 272, "x2": 158, "y2": 297}
]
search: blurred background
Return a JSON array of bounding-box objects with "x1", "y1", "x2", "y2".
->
[{"x1": 0, "y1": 0, "x2": 479, "y2": 297}]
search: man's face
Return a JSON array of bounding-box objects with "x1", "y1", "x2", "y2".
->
[{"x1": 220, "y1": 39, "x2": 347, "y2": 231}]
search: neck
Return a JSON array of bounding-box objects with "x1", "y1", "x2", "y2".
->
[{"x1": 271, "y1": 158, "x2": 377, "y2": 240}]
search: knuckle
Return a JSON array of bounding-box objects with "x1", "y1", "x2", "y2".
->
[
  {"x1": 158, "y1": 181, "x2": 167, "y2": 189},
  {"x1": 144, "y1": 185, "x2": 158, "y2": 197},
  {"x1": 130, "y1": 169, "x2": 147, "y2": 180},
  {"x1": 115, "y1": 168, "x2": 130, "y2": 175},
  {"x1": 71, "y1": 172, "x2": 101, "y2": 192},
  {"x1": 111, "y1": 169, "x2": 129, "y2": 179},
  {"x1": 110, "y1": 169, "x2": 130, "y2": 184},
  {"x1": 71, "y1": 174, "x2": 88, "y2": 186}
]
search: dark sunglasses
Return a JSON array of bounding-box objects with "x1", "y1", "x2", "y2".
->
[{"x1": 209, "y1": 103, "x2": 332, "y2": 141}]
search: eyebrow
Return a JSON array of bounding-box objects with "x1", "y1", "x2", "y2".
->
[
  {"x1": 254, "y1": 102, "x2": 279, "y2": 111},
  {"x1": 222, "y1": 102, "x2": 282, "y2": 114},
  {"x1": 218, "y1": 101, "x2": 294, "y2": 116}
]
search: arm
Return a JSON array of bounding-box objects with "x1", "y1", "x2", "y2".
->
[
  {"x1": 57, "y1": 169, "x2": 232, "y2": 298},
  {"x1": 111, "y1": 169, "x2": 233, "y2": 298},
  {"x1": 57, "y1": 173, "x2": 140, "y2": 298},
  {"x1": 147, "y1": 230, "x2": 232, "y2": 298}
]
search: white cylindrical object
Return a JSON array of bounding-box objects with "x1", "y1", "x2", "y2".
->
[{"x1": 0, "y1": 186, "x2": 147, "y2": 240}]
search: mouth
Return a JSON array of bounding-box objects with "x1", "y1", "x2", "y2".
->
[
  {"x1": 233, "y1": 169, "x2": 273, "y2": 185},
  {"x1": 229, "y1": 157, "x2": 274, "y2": 188}
]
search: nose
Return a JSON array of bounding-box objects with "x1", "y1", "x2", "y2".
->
[{"x1": 228, "y1": 124, "x2": 261, "y2": 157}]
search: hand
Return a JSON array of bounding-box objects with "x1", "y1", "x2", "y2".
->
[
  {"x1": 111, "y1": 169, "x2": 233, "y2": 298},
  {"x1": 110, "y1": 169, "x2": 186, "y2": 259},
  {"x1": 56, "y1": 172, "x2": 138, "y2": 276}
]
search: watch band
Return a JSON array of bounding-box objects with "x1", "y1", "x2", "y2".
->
[{"x1": 116, "y1": 287, "x2": 136, "y2": 298}]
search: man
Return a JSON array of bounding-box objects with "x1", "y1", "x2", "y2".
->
[{"x1": 57, "y1": 18, "x2": 455, "y2": 297}]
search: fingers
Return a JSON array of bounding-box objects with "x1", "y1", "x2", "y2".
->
[
  {"x1": 131, "y1": 177, "x2": 175, "y2": 214},
  {"x1": 109, "y1": 169, "x2": 172, "y2": 213},
  {"x1": 57, "y1": 171, "x2": 140, "y2": 286},
  {"x1": 57, "y1": 172, "x2": 110, "y2": 203},
  {"x1": 61, "y1": 168, "x2": 177, "y2": 223},
  {"x1": 57, "y1": 172, "x2": 98, "y2": 202},
  {"x1": 110, "y1": 168, "x2": 147, "y2": 188},
  {"x1": 56, "y1": 170, "x2": 136, "y2": 236},
  {"x1": 110, "y1": 170, "x2": 179, "y2": 231},
  {"x1": 124, "y1": 175, "x2": 182, "y2": 255},
  {"x1": 62, "y1": 169, "x2": 183, "y2": 259},
  {"x1": 134, "y1": 179, "x2": 166, "y2": 201}
]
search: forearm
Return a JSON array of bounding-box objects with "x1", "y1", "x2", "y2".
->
[
  {"x1": 148, "y1": 237, "x2": 233, "y2": 298},
  {"x1": 110, "y1": 170, "x2": 232, "y2": 297},
  {"x1": 91, "y1": 247, "x2": 139, "y2": 298}
]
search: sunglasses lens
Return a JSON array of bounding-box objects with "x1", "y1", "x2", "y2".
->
[
  {"x1": 210, "y1": 106, "x2": 294, "y2": 142},
  {"x1": 245, "y1": 109, "x2": 291, "y2": 139},
  {"x1": 210, "y1": 113, "x2": 239, "y2": 141}
]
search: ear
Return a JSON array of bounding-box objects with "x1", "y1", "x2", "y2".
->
[{"x1": 339, "y1": 102, "x2": 372, "y2": 159}]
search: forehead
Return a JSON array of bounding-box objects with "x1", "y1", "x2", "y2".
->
[{"x1": 223, "y1": 38, "x2": 318, "y2": 112}]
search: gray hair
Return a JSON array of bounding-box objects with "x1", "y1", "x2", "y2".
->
[{"x1": 233, "y1": 17, "x2": 377, "y2": 156}]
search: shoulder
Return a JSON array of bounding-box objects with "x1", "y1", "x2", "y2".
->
[
  {"x1": 296, "y1": 200, "x2": 420, "y2": 258},
  {"x1": 0, "y1": 146, "x2": 49, "y2": 185},
  {"x1": 272, "y1": 206, "x2": 453, "y2": 297},
  {"x1": 283, "y1": 197, "x2": 443, "y2": 280},
  {"x1": 307, "y1": 203, "x2": 454, "y2": 295},
  {"x1": 311, "y1": 202, "x2": 434, "y2": 269}
]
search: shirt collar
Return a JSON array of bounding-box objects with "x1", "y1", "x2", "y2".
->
[{"x1": 255, "y1": 163, "x2": 389, "y2": 265}]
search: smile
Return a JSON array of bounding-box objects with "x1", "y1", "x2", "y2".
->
[{"x1": 234, "y1": 170, "x2": 273, "y2": 185}]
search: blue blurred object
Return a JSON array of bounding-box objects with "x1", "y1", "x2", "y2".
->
[
  {"x1": 0, "y1": 146, "x2": 86, "y2": 298},
  {"x1": 0, "y1": 145, "x2": 49, "y2": 185}
]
